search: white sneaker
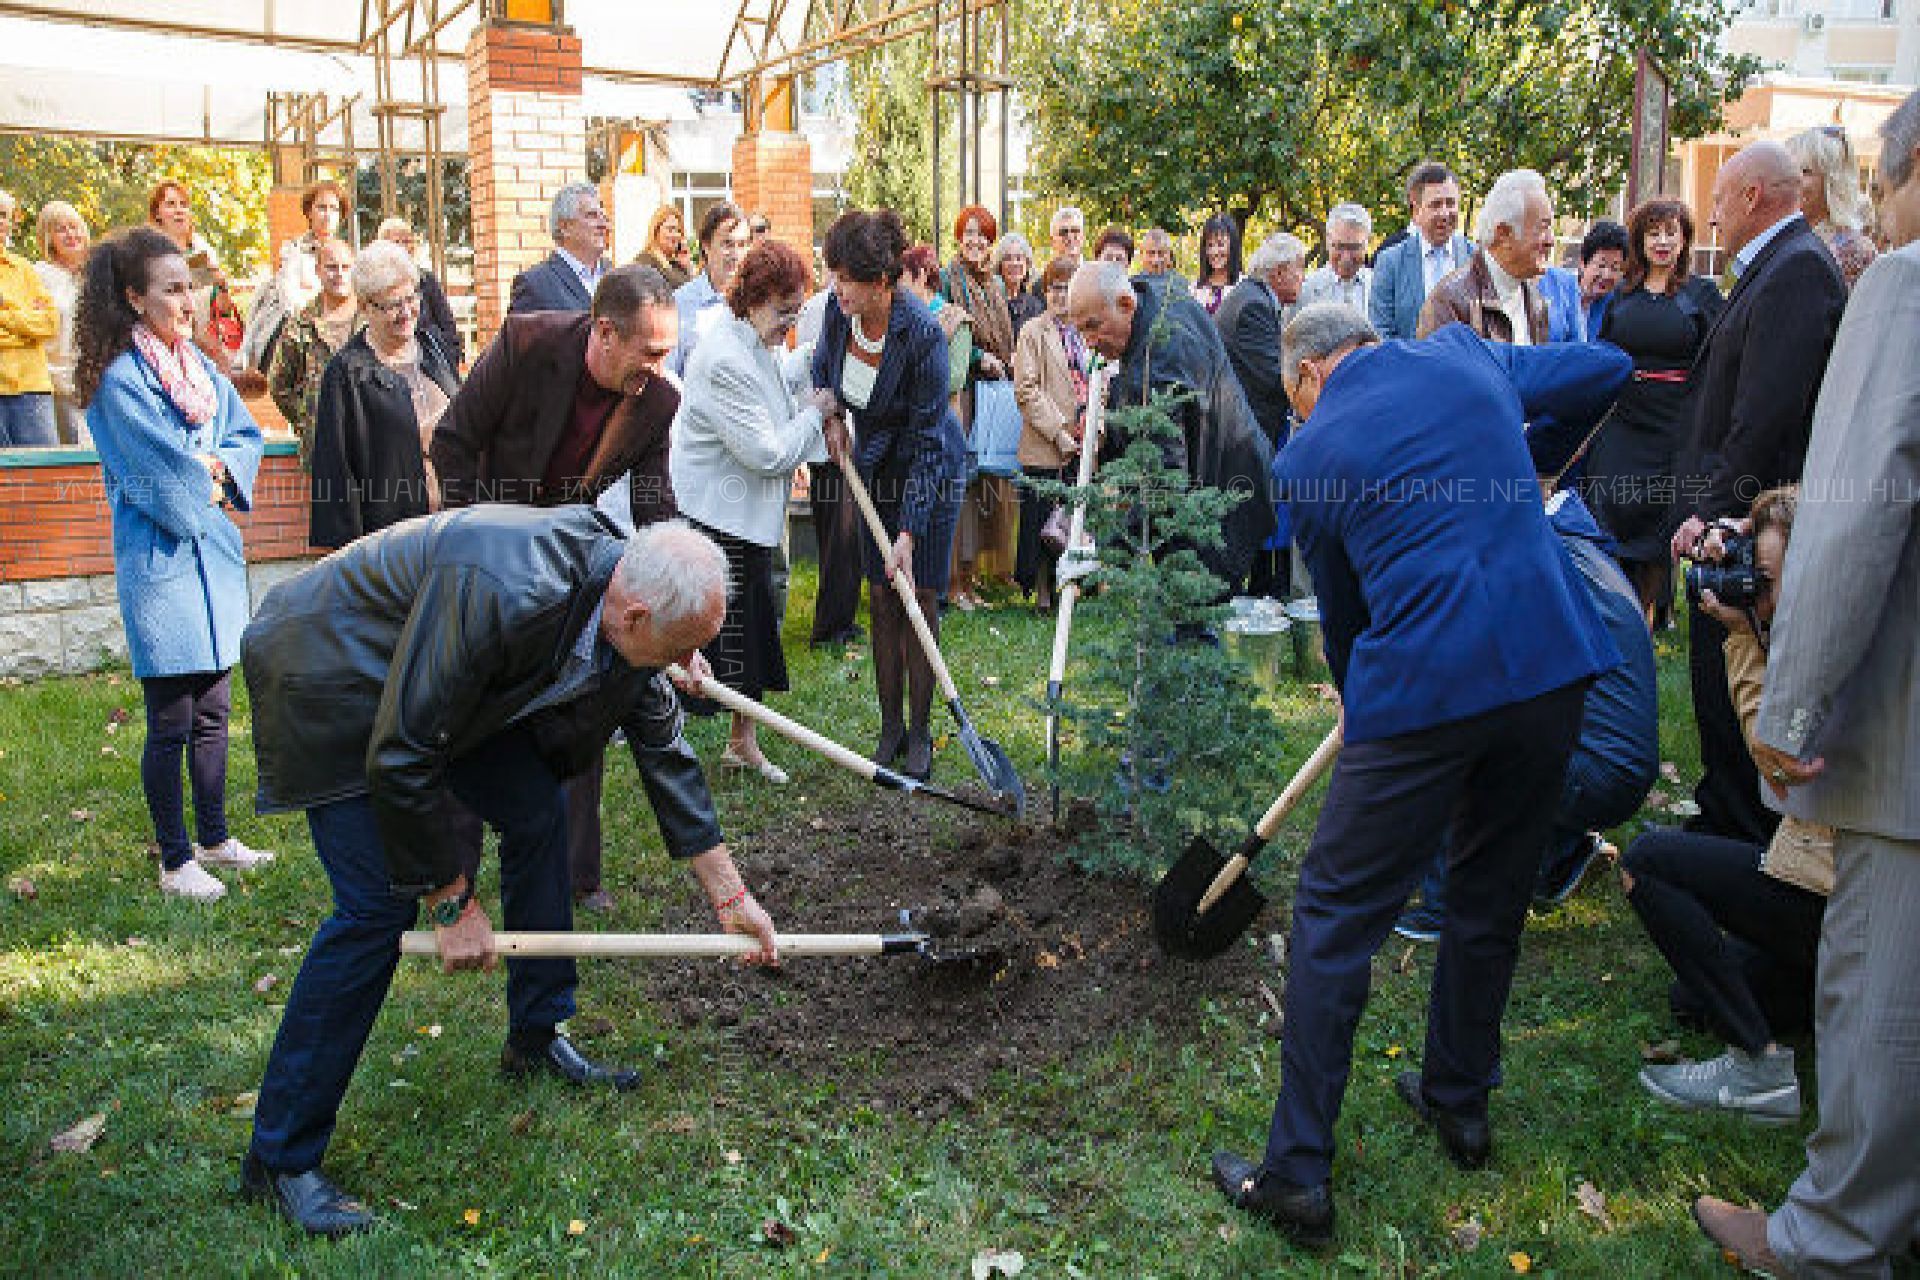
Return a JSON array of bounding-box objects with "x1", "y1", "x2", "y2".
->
[
  {"x1": 160, "y1": 859, "x2": 227, "y2": 902},
  {"x1": 195, "y1": 837, "x2": 275, "y2": 869}
]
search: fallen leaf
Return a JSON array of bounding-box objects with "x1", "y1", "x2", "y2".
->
[
  {"x1": 971, "y1": 1248, "x2": 1025, "y2": 1279},
  {"x1": 1385, "y1": 1044, "x2": 1404, "y2": 1059},
  {"x1": 1640, "y1": 1038, "x2": 1683, "y2": 1065},
  {"x1": 1217, "y1": 1222, "x2": 1239, "y2": 1244},
  {"x1": 422, "y1": 1023, "x2": 444, "y2": 1038},
  {"x1": 980, "y1": 675, "x2": 1002, "y2": 688},
  {"x1": 108, "y1": 706, "x2": 130, "y2": 724},
  {"x1": 49, "y1": 1113, "x2": 108, "y2": 1154},
  {"x1": 761, "y1": 1218, "x2": 797, "y2": 1247},
  {"x1": 1509, "y1": 1251, "x2": 1533, "y2": 1273},
  {"x1": 225, "y1": 1090, "x2": 258, "y2": 1117},
  {"x1": 463, "y1": 1208, "x2": 481, "y2": 1226},
  {"x1": 252, "y1": 973, "x2": 279, "y2": 995},
  {"x1": 122, "y1": 936, "x2": 146, "y2": 948},
  {"x1": 567, "y1": 1219, "x2": 587, "y2": 1237},
  {"x1": 101, "y1": 745, "x2": 118, "y2": 756},
  {"x1": 1576, "y1": 1180, "x2": 1614, "y2": 1231},
  {"x1": 1449, "y1": 1214, "x2": 1485, "y2": 1251},
  {"x1": 69, "y1": 808, "x2": 94, "y2": 823},
  {"x1": 508, "y1": 1109, "x2": 536, "y2": 1136},
  {"x1": 1034, "y1": 951, "x2": 1060, "y2": 969},
  {"x1": 8, "y1": 876, "x2": 36, "y2": 901},
  {"x1": 815, "y1": 1246, "x2": 832, "y2": 1264},
  {"x1": 722, "y1": 1149, "x2": 743, "y2": 1166},
  {"x1": 1659, "y1": 760, "x2": 1681, "y2": 782},
  {"x1": 654, "y1": 1113, "x2": 697, "y2": 1134}
]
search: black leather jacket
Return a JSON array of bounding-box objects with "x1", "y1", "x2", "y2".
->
[{"x1": 243, "y1": 504, "x2": 722, "y2": 895}]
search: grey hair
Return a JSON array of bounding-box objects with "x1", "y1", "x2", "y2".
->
[
  {"x1": 1245, "y1": 232, "x2": 1307, "y2": 277},
  {"x1": 1475, "y1": 169, "x2": 1549, "y2": 244},
  {"x1": 350, "y1": 239, "x2": 417, "y2": 302},
  {"x1": 1326, "y1": 202, "x2": 1373, "y2": 238},
  {"x1": 1065, "y1": 257, "x2": 1131, "y2": 308},
  {"x1": 1785, "y1": 128, "x2": 1871, "y2": 232},
  {"x1": 1880, "y1": 90, "x2": 1920, "y2": 198},
  {"x1": 375, "y1": 216, "x2": 415, "y2": 242},
  {"x1": 991, "y1": 232, "x2": 1035, "y2": 271},
  {"x1": 1050, "y1": 206, "x2": 1085, "y2": 233},
  {"x1": 1141, "y1": 227, "x2": 1173, "y2": 249},
  {"x1": 613, "y1": 518, "x2": 728, "y2": 625},
  {"x1": 1281, "y1": 302, "x2": 1379, "y2": 374},
  {"x1": 549, "y1": 182, "x2": 601, "y2": 240}
]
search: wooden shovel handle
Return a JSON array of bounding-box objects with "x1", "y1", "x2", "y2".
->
[
  {"x1": 1046, "y1": 363, "x2": 1114, "y2": 688},
  {"x1": 399, "y1": 931, "x2": 904, "y2": 959},
  {"x1": 1194, "y1": 722, "x2": 1344, "y2": 917},
  {"x1": 838, "y1": 455, "x2": 963, "y2": 704},
  {"x1": 667, "y1": 663, "x2": 877, "y2": 783}
]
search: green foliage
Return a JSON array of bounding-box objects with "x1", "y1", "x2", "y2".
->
[
  {"x1": 1016, "y1": 0, "x2": 1763, "y2": 240},
  {"x1": 352, "y1": 157, "x2": 473, "y2": 252},
  {"x1": 842, "y1": 36, "x2": 942, "y2": 240},
  {"x1": 0, "y1": 137, "x2": 270, "y2": 271},
  {"x1": 1035, "y1": 347, "x2": 1283, "y2": 872}
]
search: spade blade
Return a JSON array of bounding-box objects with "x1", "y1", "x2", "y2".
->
[{"x1": 1152, "y1": 833, "x2": 1268, "y2": 960}]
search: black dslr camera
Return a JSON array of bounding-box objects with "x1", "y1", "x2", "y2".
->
[{"x1": 1684, "y1": 533, "x2": 1764, "y2": 608}]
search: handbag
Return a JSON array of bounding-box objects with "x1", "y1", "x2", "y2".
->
[{"x1": 970, "y1": 378, "x2": 1022, "y2": 478}]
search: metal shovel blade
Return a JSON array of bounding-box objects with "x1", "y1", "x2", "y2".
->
[
  {"x1": 950, "y1": 698, "x2": 1027, "y2": 815},
  {"x1": 1152, "y1": 832, "x2": 1268, "y2": 961}
]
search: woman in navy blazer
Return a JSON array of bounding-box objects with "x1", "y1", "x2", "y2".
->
[{"x1": 811, "y1": 209, "x2": 966, "y2": 779}]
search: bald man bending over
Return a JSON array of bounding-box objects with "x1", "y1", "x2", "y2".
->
[{"x1": 1669, "y1": 141, "x2": 1846, "y2": 845}]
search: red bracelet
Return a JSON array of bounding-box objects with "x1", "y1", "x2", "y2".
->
[{"x1": 717, "y1": 888, "x2": 749, "y2": 912}]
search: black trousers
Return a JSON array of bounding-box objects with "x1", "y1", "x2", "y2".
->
[
  {"x1": 807, "y1": 461, "x2": 864, "y2": 642},
  {"x1": 1623, "y1": 827, "x2": 1824, "y2": 1052},
  {"x1": 1259, "y1": 682, "x2": 1586, "y2": 1187},
  {"x1": 1687, "y1": 602, "x2": 1778, "y2": 844}
]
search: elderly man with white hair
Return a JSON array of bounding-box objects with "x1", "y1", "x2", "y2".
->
[
  {"x1": 238, "y1": 506, "x2": 779, "y2": 1238},
  {"x1": 1418, "y1": 169, "x2": 1554, "y2": 344},
  {"x1": 1299, "y1": 204, "x2": 1374, "y2": 313},
  {"x1": 1215, "y1": 232, "x2": 1308, "y2": 446},
  {"x1": 1049, "y1": 205, "x2": 1087, "y2": 266},
  {"x1": 1068, "y1": 258, "x2": 1276, "y2": 586},
  {"x1": 510, "y1": 181, "x2": 612, "y2": 314}
]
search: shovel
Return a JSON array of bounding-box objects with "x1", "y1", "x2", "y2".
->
[
  {"x1": 1044, "y1": 362, "x2": 1115, "y2": 824},
  {"x1": 1152, "y1": 723, "x2": 1343, "y2": 960},
  {"x1": 665, "y1": 663, "x2": 1012, "y2": 818},
  {"x1": 838, "y1": 455, "x2": 1026, "y2": 814},
  {"x1": 398, "y1": 928, "x2": 1002, "y2": 973}
]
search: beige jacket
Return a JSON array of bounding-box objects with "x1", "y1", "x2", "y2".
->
[
  {"x1": 1727, "y1": 629, "x2": 1835, "y2": 896},
  {"x1": 1011, "y1": 316, "x2": 1080, "y2": 469}
]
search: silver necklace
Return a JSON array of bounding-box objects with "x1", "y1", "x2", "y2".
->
[{"x1": 851, "y1": 311, "x2": 887, "y2": 355}]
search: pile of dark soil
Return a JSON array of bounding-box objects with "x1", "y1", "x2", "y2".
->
[{"x1": 643, "y1": 801, "x2": 1273, "y2": 1115}]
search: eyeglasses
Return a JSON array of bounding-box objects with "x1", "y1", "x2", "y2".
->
[{"x1": 370, "y1": 291, "x2": 421, "y2": 318}]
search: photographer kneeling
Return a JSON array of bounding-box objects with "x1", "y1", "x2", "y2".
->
[{"x1": 1623, "y1": 485, "x2": 1831, "y2": 1124}]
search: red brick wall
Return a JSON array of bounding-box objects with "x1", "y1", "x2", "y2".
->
[
  {"x1": 0, "y1": 445, "x2": 316, "y2": 585},
  {"x1": 731, "y1": 131, "x2": 815, "y2": 259}
]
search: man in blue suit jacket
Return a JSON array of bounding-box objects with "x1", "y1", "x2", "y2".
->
[
  {"x1": 1211, "y1": 304, "x2": 1631, "y2": 1247},
  {"x1": 508, "y1": 182, "x2": 610, "y2": 316},
  {"x1": 1368, "y1": 162, "x2": 1475, "y2": 339}
]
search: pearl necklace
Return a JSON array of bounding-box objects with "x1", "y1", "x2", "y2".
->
[{"x1": 851, "y1": 311, "x2": 887, "y2": 356}]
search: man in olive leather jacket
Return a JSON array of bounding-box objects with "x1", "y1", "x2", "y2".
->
[{"x1": 237, "y1": 505, "x2": 779, "y2": 1237}]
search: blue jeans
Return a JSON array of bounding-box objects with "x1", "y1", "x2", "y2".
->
[
  {"x1": 0, "y1": 393, "x2": 57, "y2": 447},
  {"x1": 1414, "y1": 742, "x2": 1650, "y2": 916},
  {"x1": 249, "y1": 727, "x2": 578, "y2": 1174}
]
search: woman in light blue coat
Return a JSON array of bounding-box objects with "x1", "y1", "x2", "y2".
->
[
  {"x1": 671, "y1": 238, "x2": 839, "y2": 783},
  {"x1": 74, "y1": 227, "x2": 272, "y2": 903}
]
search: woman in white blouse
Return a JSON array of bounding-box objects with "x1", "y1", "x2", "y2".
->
[
  {"x1": 671, "y1": 239, "x2": 843, "y2": 783},
  {"x1": 33, "y1": 201, "x2": 91, "y2": 444}
]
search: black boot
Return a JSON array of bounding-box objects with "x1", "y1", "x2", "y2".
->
[{"x1": 903, "y1": 588, "x2": 941, "y2": 780}]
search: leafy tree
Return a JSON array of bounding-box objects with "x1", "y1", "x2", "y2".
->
[
  {"x1": 1034, "y1": 349, "x2": 1282, "y2": 874},
  {"x1": 1016, "y1": 0, "x2": 1761, "y2": 241},
  {"x1": 842, "y1": 35, "x2": 941, "y2": 240},
  {"x1": 0, "y1": 138, "x2": 270, "y2": 270},
  {"x1": 352, "y1": 157, "x2": 472, "y2": 254}
]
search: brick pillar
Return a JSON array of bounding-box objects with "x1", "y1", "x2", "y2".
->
[
  {"x1": 465, "y1": 21, "x2": 585, "y2": 347},
  {"x1": 731, "y1": 132, "x2": 814, "y2": 256}
]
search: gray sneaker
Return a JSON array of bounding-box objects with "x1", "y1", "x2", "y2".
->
[{"x1": 1638, "y1": 1046, "x2": 1800, "y2": 1125}]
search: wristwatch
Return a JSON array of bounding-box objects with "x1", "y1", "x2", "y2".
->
[{"x1": 424, "y1": 881, "x2": 473, "y2": 928}]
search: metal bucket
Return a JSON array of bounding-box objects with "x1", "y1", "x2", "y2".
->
[
  {"x1": 1284, "y1": 597, "x2": 1326, "y2": 680},
  {"x1": 1223, "y1": 598, "x2": 1292, "y2": 693}
]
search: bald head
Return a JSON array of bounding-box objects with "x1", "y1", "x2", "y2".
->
[{"x1": 1712, "y1": 141, "x2": 1805, "y2": 255}]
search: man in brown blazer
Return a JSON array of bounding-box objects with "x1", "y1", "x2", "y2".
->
[
  {"x1": 432, "y1": 265, "x2": 682, "y2": 911},
  {"x1": 1417, "y1": 169, "x2": 1554, "y2": 345}
]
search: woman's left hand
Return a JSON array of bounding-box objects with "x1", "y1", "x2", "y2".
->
[{"x1": 978, "y1": 353, "x2": 1007, "y2": 380}]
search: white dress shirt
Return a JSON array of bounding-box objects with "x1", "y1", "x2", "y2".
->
[{"x1": 1482, "y1": 254, "x2": 1534, "y2": 346}]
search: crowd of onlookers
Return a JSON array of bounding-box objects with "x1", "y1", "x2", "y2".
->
[{"x1": 3, "y1": 90, "x2": 1917, "y2": 1269}]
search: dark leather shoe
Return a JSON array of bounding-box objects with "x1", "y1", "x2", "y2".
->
[
  {"x1": 501, "y1": 1033, "x2": 640, "y2": 1090},
  {"x1": 873, "y1": 722, "x2": 906, "y2": 768},
  {"x1": 1395, "y1": 1071, "x2": 1491, "y2": 1170},
  {"x1": 1210, "y1": 1151, "x2": 1334, "y2": 1248},
  {"x1": 903, "y1": 729, "x2": 934, "y2": 781},
  {"x1": 241, "y1": 1152, "x2": 374, "y2": 1238},
  {"x1": 1693, "y1": 1196, "x2": 1785, "y2": 1277}
]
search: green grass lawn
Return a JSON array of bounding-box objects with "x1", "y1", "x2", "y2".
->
[{"x1": 0, "y1": 561, "x2": 1814, "y2": 1278}]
